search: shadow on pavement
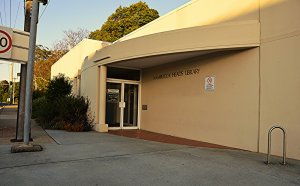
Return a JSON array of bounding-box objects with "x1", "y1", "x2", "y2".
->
[{"x1": 0, "y1": 105, "x2": 55, "y2": 145}]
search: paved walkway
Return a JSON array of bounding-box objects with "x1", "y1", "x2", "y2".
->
[
  {"x1": 0, "y1": 106, "x2": 300, "y2": 185},
  {"x1": 0, "y1": 105, "x2": 54, "y2": 145},
  {"x1": 109, "y1": 130, "x2": 235, "y2": 149}
]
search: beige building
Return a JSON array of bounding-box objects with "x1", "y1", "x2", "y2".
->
[{"x1": 51, "y1": 0, "x2": 300, "y2": 160}]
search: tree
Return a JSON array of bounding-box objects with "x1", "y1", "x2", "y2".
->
[
  {"x1": 53, "y1": 28, "x2": 89, "y2": 54},
  {"x1": 35, "y1": 45, "x2": 52, "y2": 62},
  {"x1": 0, "y1": 80, "x2": 20, "y2": 103},
  {"x1": 34, "y1": 45, "x2": 57, "y2": 92},
  {"x1": 0, "y1": 80, "x2": 9, "y2": 102},
  {"x1": 33, "y1": 28, "x2": 89, "y2": 92},
  {"x1": 89, "y1": 1, "x2": 159, "y2": 42}
]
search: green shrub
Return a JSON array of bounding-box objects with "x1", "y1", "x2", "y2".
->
[
  {"x1": 32, "y1": 90, "x2": 46, "y2": 100},
  {"x1": 32, "y1": 96, "x2": 47, "y2": 119},
  {"x1": 32, "y1": 74, "x2": 94, "y2": 132},
  {"x1": 46, "y1": 74, "x2": 72, "y2": 100},
  {"x1": 32, "y1": 96, "x2": 60, "y2": 127},
  {"x1": 58, "y1": 96, "x2": 93, "y2": 131}
]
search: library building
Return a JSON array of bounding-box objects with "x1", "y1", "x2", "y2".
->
[{"x1": 52, "y1": 0, "x2": 300, "y2": 160}]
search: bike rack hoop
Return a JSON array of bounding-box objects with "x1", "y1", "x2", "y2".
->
[{"x1": 266, "y1": 125, "x2": 287, "y2": 165}]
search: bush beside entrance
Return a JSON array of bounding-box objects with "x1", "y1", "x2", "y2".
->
[{"x1": 32, "y1": 74, "x2": 94, "y2": 132}]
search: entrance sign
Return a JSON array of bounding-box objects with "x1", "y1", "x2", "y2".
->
[
  {"x1": 0, "y1": 26, "x2": 13, "y2": 59},
  {"x1": 153, "y1": 67, "x2": 200, "y2": 80},
  {"x1": 205, "y1": 76, "x2": 215, "y2": 91}
]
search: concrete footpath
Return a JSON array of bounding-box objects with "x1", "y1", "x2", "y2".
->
[
  {"x1": 0, "y1": 105, "x2": 55, "y2": 145},
  {"x1": 0, "y1": 107, "x2": 300, "y2": 185}
]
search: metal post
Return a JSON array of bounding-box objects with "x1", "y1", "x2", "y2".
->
[
  {"x1": 12, "y1": 78, "x2": 15, "y2": 104},
  {"x1": 283, "y1": 128, "x2": 287, "y2": 165},
  {"x1": 9, "y1": 63, "x2": 13, "y2": 104},
  {"x1": 23, "y1": 0, "x2": 39, "y2": 145}
]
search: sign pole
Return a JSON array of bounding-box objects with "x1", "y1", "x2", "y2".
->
[
  {"x1": 23, "y1": 0, "x2": 39, "y2": 145},
  {"x1": 9, "y1": 63, "x2": 13, "y2": 104}
]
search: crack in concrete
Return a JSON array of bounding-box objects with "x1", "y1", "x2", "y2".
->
[{"x1": 0, "y1": 146, "x2": 195, "y2": 170}]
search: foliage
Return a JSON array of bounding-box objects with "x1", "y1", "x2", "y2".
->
[
  {"x1": 58, "y1": 96, "x2": 94, "y2": 132},
  {"x1": 32, "y1": 74, "x2": 94, "y2": 132},
  {"x1": 35, "y1": 45, "x2": 53, "y2": 62},
  {"x1": 89, "y1": 1, "x2": 159, "y2": 42},
  {"x1": 32, "y1": 89, "x2": 46, "y2": 100},
  {"x1": 32, "y1": 96, "x2": 54, "y2": 121},
  {"x1": 45, "y1": 74, "x2": 72, "y2": 100},
  {"x1": 53, "y1": 28, "x2": 89, "y2": 52},
  {"x1": 0, "y1": 80, "x2": 19, "y2": 103},
  {"x1": 0, "y1": 80, "x2": 9, "y2": 91},
  {"x1": 0, "y1": 85, "x2": 9, "y2": 102},
  {"x1": 12, "y1": 82, "x2": 20, "y2": 103},
  {"x1": 34, "y1": 45, "x2": 59, "y2": 92},
  {"x1": 33, "y1": 28, "x2": 89, "y2": 93}
]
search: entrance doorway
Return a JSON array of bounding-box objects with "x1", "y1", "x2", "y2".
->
[{"x1": 106, "y1": 81, "x2": 139, "y2": 129}]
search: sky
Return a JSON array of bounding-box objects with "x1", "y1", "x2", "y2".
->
[{"x1": 0, "y1": 0, "x2": 190, "y2": 81}]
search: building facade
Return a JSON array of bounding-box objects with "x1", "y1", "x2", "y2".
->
[{"x1": 51, "y1": 0, "x2": 300, "y2": 160}]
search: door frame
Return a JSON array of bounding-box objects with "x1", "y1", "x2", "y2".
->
[{"x1": 106, "y1": 78, "x2": 141, "y2": 130}]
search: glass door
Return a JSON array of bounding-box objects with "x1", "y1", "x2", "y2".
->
[
  {"x1": 106, "y1": 81, "x2": 139, "y2": 129},
  {"x1": 106, "y1": 82, "x2": 122, "y2": 128},
  {"x1": 123, "y1": 84, "x2": 139, "y2": 128}
]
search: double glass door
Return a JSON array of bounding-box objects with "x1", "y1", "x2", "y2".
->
[{"x1": 106, "y1": 81, "x2": 139, "y2": 129}]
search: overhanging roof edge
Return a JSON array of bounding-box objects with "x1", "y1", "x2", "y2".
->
[{"x1": 84, "y1": 20, "x2": 260, "y2": 69}]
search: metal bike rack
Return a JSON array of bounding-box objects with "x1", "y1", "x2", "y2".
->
[{"x1": 266, "y1": 125, "x2": 287, "y2": 165}]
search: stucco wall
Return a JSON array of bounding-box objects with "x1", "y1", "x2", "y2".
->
[
  {"x1": 141, "y1": 49, "x2": 259, "y2": 151},
  {"x1": 259, "y1": 0, "x2": 300, "y2": 160},
  {"x1": 80, "y1": 66, "x2": 100, "y2": 124},
  {"x1": 51, "y1": 39, "x2": 106, "y2": 79}
]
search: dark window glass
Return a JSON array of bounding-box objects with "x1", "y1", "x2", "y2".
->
[{"x1": 107, "y1": 67, "x2": 140, "y2": 81}]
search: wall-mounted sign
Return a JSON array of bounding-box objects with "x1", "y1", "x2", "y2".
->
[
  {"x1": 204, "y1": 76, "x2": 215, "y2": 91},
  {"x1": 153, "y1": 67, "x2": 200, "y2": 80},
  {"x1": 0, "y1": 26, "x2": 13, "y2": 59},
  {"x1": 107, "y1": 89, "x2": 119, "y2": 103}
]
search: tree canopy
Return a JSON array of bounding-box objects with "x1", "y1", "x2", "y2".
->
[
  {"x1": 0, "y1": 80, "x2": 19, "y2": 103},
  {"x1": 0, "y1": 80, "x2": 9, "y2": 102},
  {"x1": 34, "y1": 45, "x2": 58, "y2": 92},
  {"x1": 54, "y1": 28, "x2": 89, "y2": 53},
  {"x1": 34, "y1": 28, "x2": 89, "y2": 92},
  {"x1": 89, "y1": 1, "x2": 159, "y2": 42}
]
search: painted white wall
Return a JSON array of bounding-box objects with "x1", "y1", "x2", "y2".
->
[{"x1": 51, "y1": 39, "x2": 109, "y2": 79}]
